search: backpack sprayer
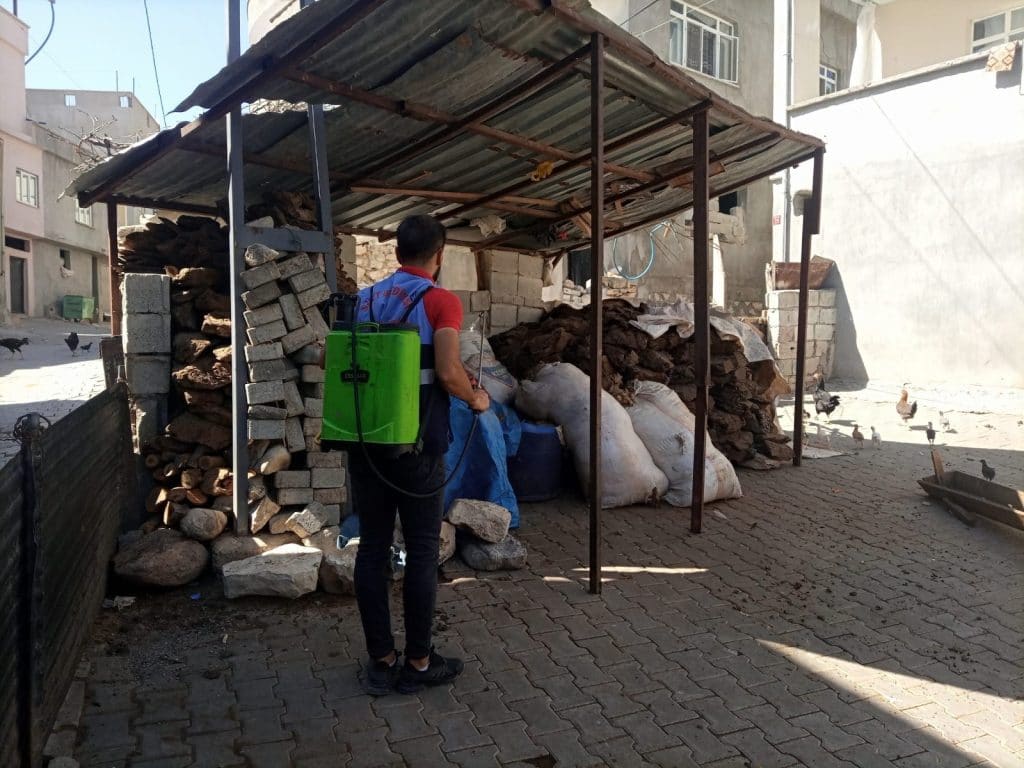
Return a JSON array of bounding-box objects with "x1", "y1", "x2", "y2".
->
[{"x1": 321, "y1": 292, "x2": 482, "y2": 498}]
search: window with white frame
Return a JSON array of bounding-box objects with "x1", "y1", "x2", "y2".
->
[
  {"x1": 64, "y1": 93, "x2": 76, "y2": 107},
  {"x1": 15, "y1": 169, "x2": 39, "y2": 207},
  {"x1": 75, "y1": 204, "x2": 94, "y2": 227},
  {"x1": 972, "y1": 6, "x2": 1024, "y2": 51},
  {"x1": 119, "y1": 95, "x2": 132, "y2": 108},
  {"x1": 819, "y1": 64, "x2": 839, "y2": 95},
  {"x1": 668, "y1": 1, "x2": 739, "y2": 84}
]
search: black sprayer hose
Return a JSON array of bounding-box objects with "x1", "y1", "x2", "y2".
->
[{"x1": 350, "y1": 322, "x2": 479, "y2": 499}]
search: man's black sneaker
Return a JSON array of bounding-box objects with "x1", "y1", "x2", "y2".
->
[
  {"x1": 363, "y1": 654, "x2": 400, "y2": 696},
  {"x1": 396, "y1": 649, "x2": 464, "y2": 694}
]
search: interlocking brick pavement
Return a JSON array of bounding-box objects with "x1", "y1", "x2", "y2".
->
[{"x1": 70, "y1": 398, "x2": 1023, "y2": 766}]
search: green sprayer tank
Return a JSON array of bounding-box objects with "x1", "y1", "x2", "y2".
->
[{"x1": 321, "y1": 322, "x2": 422, "y2": 447}]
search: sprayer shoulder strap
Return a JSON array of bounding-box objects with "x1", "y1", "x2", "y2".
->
[{"x1": 399, "y1": 286, "x2": 433, "y2": 323}]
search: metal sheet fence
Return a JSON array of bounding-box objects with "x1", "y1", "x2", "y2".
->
[{"x1": 0, "y1": 384, "x2": 134, "y2": 768}]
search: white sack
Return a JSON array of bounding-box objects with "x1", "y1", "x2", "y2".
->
[
  {"x1": 459, "y1": 330, "x2": 517, "y2": 405},
  {"x1": 516, "y1": 363, "x2": 668, "y2": 508},
  {"x1": 627, "y1": 381, "x2": 742, "y2": 506}
]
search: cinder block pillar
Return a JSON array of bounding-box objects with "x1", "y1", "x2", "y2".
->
[{"x1": 122, "y1": 273, "x2": 172, "y2": 450}]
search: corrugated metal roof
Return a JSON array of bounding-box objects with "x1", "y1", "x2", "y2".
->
[{"x1": 68, "y1": 0, "x2": 822, "y2": 253}]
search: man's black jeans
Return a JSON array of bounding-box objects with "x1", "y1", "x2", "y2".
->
[{"x1": 350, "y1": 448, "x2": 445, "y2": 661}]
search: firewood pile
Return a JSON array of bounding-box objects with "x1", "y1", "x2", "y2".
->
[
  {"x1": 118, "y1": 215, "x2": 228, "y2": 273},
  {"x1": 489, "y1": 301, "x2": 793, "y2": 464}
]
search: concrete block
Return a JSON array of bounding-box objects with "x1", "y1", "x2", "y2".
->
[
  {"x1": 490, "y1": 303, "x2": 517, "y2": 328},
  {"x1": 806, "y1": 307, "x2": 820, "y2": 325},
  {"x1": 244, "y1": 243, "x2": 281, "y2": 267},
  {"x1": 777, "y1": 290, "x2": 800, "y2": 309},
  {"x1": 766, "y1": 292, "x2": 780, "y2": 310},
  {"x1": 777, "y1": 358, "x2": 796, "y2": 377},
  {"x1": 275, "y1": 470, "x2": 310, "y2": 488},
  {"x1": 489, "y1": 324, "x2": 513, "y2": 336},
  {"x1": 281, "y1": 324, "x2": 316, "y2": 355},
  {"x1": 285, "y1": 417, "x2": 306, "y2": 453},
  {"x1": 517, "y1": 306, "x2": 544, "y2": 324},
  {"x1": 244, "y1": 303, "x2": 283, "y2": 328},
  {"x1": 249, "y1": 405, "x2": 287, "y2": 419},
  {"x1": 487, "y1": 250, "x2": 518, "y2": 274},
  {"x1": 517, "y1": 276, "x2": 543, "y2": 300},
  {"x1": 777, "y1": 325, "x2": 796, "y2": 343},
  {"x1": 777, "y1": 309, "x2": 798, "y2": 327},
  {"x1": 487, "y1": 270, "x2": 517, "y2": 297},
  {"x1": 248, "y1": 358, "x2": 295, "y2": 382},
  {"x1": 305, "y1": 434, "x2": 321, "y2": 453},
  {"x1": 490, "y1": 293, "x2": 517, "y2": 306},
  {"x1": 296, "y1": 283, "x2": 331, "y2": 310},
  {"x1": 291, "y1": 344, "x2": 323, "y2": 365},
  {"x1": 812, "y1": 324, "x2": 834, "y2": 342},
  {"x1": 125, "y1": 354, "x2": 170, "y2": 395},
  {"x1": 241, "y1": 260, "x2": 282, "y2": 290},
  {"x1": 774, "y1": 341, "x2": 797, "y2": 359},
  {"x1": 277, "y1": 253, "x2": 315, "y2": 280},
  {"x1": 819, "y1": 290, "x2": 836, "y2": 308},
  {"x1": 278, "y1": 293, "x2": 305, "y2": 331},
  {"x1": 278, "y1": 487, "x2": 316, "y2": 506},
  {"x1": 246, "y1": 319, "x2": 288, "y2": 345},
  {"x1": 288, "y1": 268, "x2": 328, "y2": 295},
  {"x1": 245, "y1": 342, "x2": 284, "y2": 363},
  {"x1": 314, "y1": 487, "x2": 347, "y2": 505},
  {"x1": 242, "y1": 281, "x2": 282, "y2": 309},
  {"x1": 311, "y1": 467, "x2": 345, "y2": 488},
  {"x1": 283, "y1": 380, "x2": 305, "y2": 417},
  {"x1": 304, "y1": 397, "x2": 323, "y2": 418},
  {"x1": 470, "y1": 291, "x2": 491, "y2": 311},
  {"x1": 819, "y1": 307, "x2": 837, "y2": 324},
  {"x1": 303, "y1": 416, "x2": 322, "y2": 435},
  {"x1": 132, "y1": 396, "x2": 167, "y2": 447},
  {"x1": 308, "y1": 451, "x2": 345, "y2": 468},
  {"x1": 517, "y1": 253, "x2": 544, "y2": 279},
  {"x1": 322, "y1": 504, "x2": 341, "y2": 527},
  {"x1": 246, "y1": 380, "x2": 285, "y2": 405},
  {"x1": 123, "y1": 273, "x2": 170, "y2": 314},
  {"x1": 123, "y1": 313, "x2": 171, "y2": 354},
  {"x1": 303, "y1": 307, "x2": 330, "y2": 341},
  {"x1": 452, "y1": 291, "x2": 472, "y2": 316},
  {"x1": 301, "y1": 365, "x2": 325, "y2": 383},
  {"x1": 304, "y1": 382, "x2": 325, "y2": 399},
  {"x1": 248, "y1": 419, "x2": 286, "y2": 440},
  {"x1": 806, "y1": 290, "x2": 822, "y2": 307}
]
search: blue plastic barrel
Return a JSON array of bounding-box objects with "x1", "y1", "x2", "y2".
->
[{"x1": 507, "y1": 421, "x2": 564, "y2": 502}]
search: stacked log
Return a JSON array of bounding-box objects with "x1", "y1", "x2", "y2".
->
[
  {"x1": 118, "y1": 215, "x2": 229, "y2": 273},
  {"x1": 489, "y1": 300, "x2": 793, "y2": 464}
]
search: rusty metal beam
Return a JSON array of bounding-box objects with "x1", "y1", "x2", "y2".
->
[
  {"x1": 349, "y1": 185, "x2": 558, "y2": 208},
  {"x1": 180, "y1": 141, "x2": 349, "y2": 182},
  {"x1": 793, "y1": 147, "x2": 824, "y2": 467},
  {"x1": 588, "y1": 33, "x2": 605, "y2": 595},
  {"x1": 690, "y1": 108, "x2": 710, "y2": 534},
  {"x1": 104, "y1": 194, "x2": 222, "y2": 217},
  {"x1": 348, "y1": 185, "x2": 559, "y2": 219}
]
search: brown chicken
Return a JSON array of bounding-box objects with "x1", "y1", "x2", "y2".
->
[
  {"x1": 852, "y1": 424, "x2": 864, "y2": 451},
  {"x1": 896, "y1": 389, "x2": 918, "y2": 425}
]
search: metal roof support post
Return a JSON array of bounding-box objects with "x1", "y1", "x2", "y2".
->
[
  {"x1": 792, "y1": 147, "x2": 824, "y2": 467},
  {"x1": 106, "y1": 203, "x2": 122, "y2": 335},
  {"x1": 690, "y1": 106, "x2": 710, "y2": 534},
  {"x1": 226, "y1": 0, "x2": 250, "y2": 535},
  {"x1": 588, "y1": 33, "x2": 604, "y2": 595}
]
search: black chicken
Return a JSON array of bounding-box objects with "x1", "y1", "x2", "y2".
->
[
  {"x1": 65, "y1": 331, "x2": 79, "y2": 355},
  {"x1": 813, "y1": 378, "x2": 840, "y2": 421},
  {"x1": 1, "y1": 337, "x2": 29, "y2": 358},
  {"x1": 980, "y1": 460, "x2": 996, "y2": 481},
  {"x1": 81, "y1": 342, "x2": 94, "y2": 353}
]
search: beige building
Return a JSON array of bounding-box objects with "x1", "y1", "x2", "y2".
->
[{"x1": 0, "y1": 6, "x2": 159, "y2": 324}]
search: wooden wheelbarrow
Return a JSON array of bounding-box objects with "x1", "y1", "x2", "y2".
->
[{"x1": 919, "y1": 449, "x2": 1024, "y2": 531}]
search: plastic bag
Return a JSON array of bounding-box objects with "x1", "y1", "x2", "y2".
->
[
  {"x1": 459, "y1": 329, "x2": 518, "y2": 405},
  {"x1": 516, "y1": 363, "x2": 668, "y2": 508}
]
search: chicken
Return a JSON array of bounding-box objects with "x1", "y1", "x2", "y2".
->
[
  {"x1": 871, "y1": 426, "x2": 881, "y2": 447},
  {"x1": 813, "y1": 375, "x2": 841, "y2": 421},
  {"x1": 81, "y1": 342, "x2": 94, "y2": 353},
  {"x1": 980, "y1": 460, "x2": 995, "y2": 481},
  {"x1": 896, "y1": 389, "x2": 918, "y2": 425},
  {"x1": 65, "y1": 331, "x2": 79, "y2": 355},
  {"x1": 939, "y1": 411, "x2": 951, "y2": 432},
  {"x1": 925, "y1": 422, "x2": 936, "y2": 446},
  {"x1": 852, "y1": 424, "x2": 864, "y2": 451},
  {"x1": 1, "y1": 337, "x2": 29, "y2": 358}
]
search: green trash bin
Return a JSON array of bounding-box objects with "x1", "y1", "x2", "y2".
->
[{"x1": 63, "y1": 295, "x2": 95, "y2": 322}]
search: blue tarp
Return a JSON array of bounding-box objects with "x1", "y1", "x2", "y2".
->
[{"x1": 443, "y1": 399, "x2": 522, "y2": 528}]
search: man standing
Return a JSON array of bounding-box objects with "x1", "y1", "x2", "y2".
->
[{"x1": 350, "y1": 215, "x2": 489, "y2": 695}]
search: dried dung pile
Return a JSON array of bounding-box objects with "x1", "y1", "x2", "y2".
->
[{"x1": 489, "y1": 300, "x2": 792, "y2": 464}]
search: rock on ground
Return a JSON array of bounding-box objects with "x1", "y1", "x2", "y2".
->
[
  {"x1": 222, "y1": 543, "x2": 322, "y2": 599},
  {"x1": 113, "y1": 528, "x2": 209, "y2": 587},
  {"x1": 249, "y1": 496, "x2": 280, "y2": 535},
  {"x1": 459, "y1": 534, "x2": 527, "y2": 571},
  {"x1": 210, "y1": 532, "x2": 300, "y2": 572},
  {"x1": 285, "y1": 501, "x2": 328, "y2": 538},
  {"x1": 180, "y1": 507, "x2": 228, "y2": 541},
  {"x1": 447, "y1": 499, "x2": 511, "y2": 544},
  {"x1": 439, "y1": 521, "x2": 457, "y2": 564},
  {"x1": 320, "y1": 540, "x2": 359, "y2": 595}
]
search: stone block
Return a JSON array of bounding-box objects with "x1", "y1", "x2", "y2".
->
[
  {"x1": 244, "y1": 243, "x2": 281, "y2": 267},
  {"x1": 447, "y1": 499, "x2": 511, "y2": 543},
  {"x1": 776, "y1": 325, "x2": 796, "y2": 343},
  {"x1": 776, "y1": 309, "x2": 798, "y2": 327},
  {"x1": 819, "y1": 307, "x2": 837, "y2": 324},
  {"x1": 308, "y1": 451, "x2": 344, "y2": 468},
  {"x1": 303, "y1": 307, "x2": 330, "y2": 341},
  {"x1": 245, "y1": 342, "x2": 284, "y2": 363},
  {"x1": 319, "y1": 540, "x2": 358, "y2": 595},
  {"x1": 246, "y1": 380, "x2": 285, "y2": 405},
  {"x1": 304, "y1": 382, "x2": 325, "y2": 399},
  {"x1": 305, "y1": 434, "x2": 321, "y2": 454},
  {"x1": 275, "y1": 470, "x2": 310, "y2": 488},
  {"x1": 123, "y1": 273, "x2": 170, "y2": 314},
  {"x1": 244, "y1": 303, "x2": 283, "y2": 329},
  {"x1": 278, "y1": 487, "x2": 315, "y2": 506},
  {"x1": 301, "y1": 365, "x2": 324, "y2": 383},
  {"x1": 291, "y1": 344, "x2": 322, "y2": 365},
  {"x1": 288, "y1": 268, "x2": 328, "y2": 295},
  {"x1": 490, "y1": 303, "x2": 517, "y2": 328},
  {"x1": 303, "y1": 417, "x2": 322, "y2": 436},
  {"x1": 321, "y1": 505, "x2": 341, "y2": 527},
  {"x1": 250, "y1": 496, "x2": 281, "y2": 534},
  {"x1": 241, "y1": 281, "x2": 282, "y2": 309},
  {"x1": 246, "y1": 319, "x2": 288, "y2": 345},
  {"x1": 311, "y1": 467, "x2": 345, "y2": 488},
  {"x1": 180, "y1": 507, "x2": 228, "y2": 542},
  {"x1": 314, "y1": 487, "x2": 346, "y2": 505},
  {"x1": 241, "y1": 260, "x2": 282, "y2": 290},
  {"x1": 125, "y1": 354, "x2": 170, "y2": 395},
  {"x1": 123, "y1": 313, "x2": 171, "y2": 354},
  {"x1": 285, "y1": 502, "x2": 329, "y2": 538},
  {"x1": 248, "y1": 419, "x2": 286, "y2": 440},
  {"x1": 819, "y1": 290, "x2": 837, "y2": 307},
  {"x1": 211, "y1": 531, "x2": 299, "y2": 571},
  {"x1": 487, "y1": 270, "x2": 517, "y2": 297},
  {"x1": 296, "y1": 283, "x2": 331, "y2": 310},
  {"x1": 268, "y1": 513, "x2": 292, "y2": 534},
  {"x1": 806, "y1": 307, "x2": 820, "y2": 325},
  {"x1": 470, "y1": 291, "x2": 491, "y2": 311},
  {"x1": 278, "y1": 293, "x2": 305, "y2": 331},
  {"x1": 517, "y1": 276, "x2": 543, "y2": 301},
  {"x1": 277, "y1": 253, "x2": 314, "y2": 280},
  {"x1": 487, "y1": 250, "x2": 518, "y2": 274},
  {"x1": 249, "y1": 404, "x2": 287, "y2": 419},
  {"x1": 452, "y1": 291, "x2": 472, "y2": 316},
  {"x1": 777, "y1": 358, "x2": 796, "y2": 377},
  {"x1": 281, "y1": 324, "x2": 315, "y2": 355},
  {"x1": 132, "y1": 396, "x2": 166, "y2": 447},
  {"x1": 812, "y1": 324, "x2": 834, "y2": 342},
  {"x1": 806, "y1": 290, "x2": 822, "y2": 307},
  {"x1": 774, "y1": 341, "x2": 797, "y2": 359},
  {"x1": 222, "y1": 544, "x2": 322, "y2": 600},
  {"x1": 248, "y1": 357, "x2": 296, "y2": 382},
  {"x1": 776, "y1": 290, "x2": 800, "y2": 309},
  {"x1": 304, "y1": 397, "x2": 323, "y2": 418},
  {"x1": 517, "y1": 253, "x2": 544, "y2": 279},
  {"x1": 283, "y1": 380, "x2": 305, "y2": 417},
  {"x1": 517, "y1": 307, "x2": 544, "y2": 324},
  {"x1": 285, "y1": 417, "x2": 305, "y2": 453},
  {"x1": 460, "y1": 534, "x2": 527, "y2": 571}
]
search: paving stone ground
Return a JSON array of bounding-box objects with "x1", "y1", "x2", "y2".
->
[{"x1": 72, "y1": 388, "x2": 1023, "y2": 767}]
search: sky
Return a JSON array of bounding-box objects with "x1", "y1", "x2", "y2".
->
[{"x1": 5, "y1": 0, "x2": 248, "y2": 125}]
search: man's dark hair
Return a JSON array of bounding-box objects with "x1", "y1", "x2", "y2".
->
[{"x1": 396, "y1": 215, "x2": 447, "y2": 265}]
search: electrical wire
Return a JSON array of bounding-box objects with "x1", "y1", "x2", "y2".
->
[
  {"x1": 24, "y1": 0, "x2": 55, "y2": 65},
  {"x1": 142, "y1": 0, "x2": 168, "y2": 127}
]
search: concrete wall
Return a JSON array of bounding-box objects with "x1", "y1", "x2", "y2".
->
[
  {"x1": 0, "y1": 7, "x2": 27, "y2": 137},
  {"x1": 247, "y1": 0, "x2": 300, "y2": 44},
  {"x1": 26, "y1": 89, "x2": 160, "y2": 145},
  {"x1": 788, "y1": 55, "x2": 1024, "y2": 387},
  {"x1": 820, "y1": 7, "x2": 857, "y2": 89}
]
